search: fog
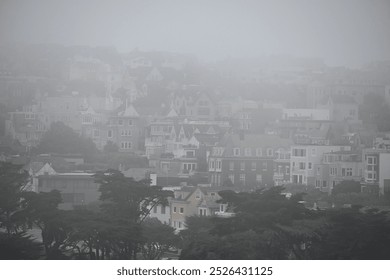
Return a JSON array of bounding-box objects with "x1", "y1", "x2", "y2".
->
[{"x1": 0, "y1": 0, "x2": 390, "y2": 66}]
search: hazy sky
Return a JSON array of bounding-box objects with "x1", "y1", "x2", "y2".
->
[{"x1": 0, "y1": 0, "x2": 389, "y2": 66}]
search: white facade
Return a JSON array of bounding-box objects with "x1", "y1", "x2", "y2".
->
[{"x1": 290, "y1": 145, "x2": 351, "y2": 185}]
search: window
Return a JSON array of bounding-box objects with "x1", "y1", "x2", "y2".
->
[
  {"x1": 311, "y1": 148, "x2": 316, "y2": 156},
  {"x1": 330, "y1": 167, "x2": 337, "y2": 176},
  {"x1": 229, "y1": 161, "x2": 234, "y2": 171},
  {"x1": 317, "y1": 167, "x2": 321, "y2": 175},
  {"x1": 267, "y1": 148, "x2": 273, "y2": 157},
  {"x1": 180, "y1": 207, "x2": 184, "y2": 214},
  {"x1": 293, "y1": 148, "x2": 306, "y2": 157},
  {"x1": 286, "y1": 166, "x2": 290, "y2": 175},
  {"x1": 153, "y1": 206, "x2": 157, "y2": 213},
  {"x1": 161, "y1": 206, "x2": 166, "y2": 214},
  {"x1": 107, "y1": 130, "x2": 113, "y2": 138},
  {"x1": 120, "y1": 142, "x2": 132, "y2": 149},
  {"x1": 121, "y1": 130, "x2": 132, "y2": 137},
  {"x1": 233, "y1": 148, "x2": 240, "y2": 156},
  {"x1": 118, "y1": 119, "x2": 124, "y2": 126},
  {"x1": 251, "y1": 162, "x2": 257, "y2": 171},
  {"x1": 256, "y1": 148, "x2": 262, "y2": 157},
  {"x1": 128, "y1": 119, "x2": 133, "y2": 126},
  {"x1": 299, "y1": 162, "x2": 306, "y2": 170},
  {"x1": 199, "y1": 208, "x2": 207, "y2": 216},
  {"x1": 173, "y1": 207, "x2": 177, "y2": 213},
  {"x1": 256, "y1": 174, "x2": 262, "y2": 182},
  {"x1": 346, "y1": 168, "x2": 353, "y2": 176},
  {"x1": 240, "y1": 162, "x2": 245, "y2": 171},
  {"x1": 308, "y1": 162, "x2": 312, "y2": 170},
  {"x1": 240, "y1": 174, "x2": 246, "y2": 182},
  {"x1": 178, "y1": 222, "x2": 182, "y2": 229},
  {"x1": 216, "y1": 160, "x2": 222, "y2": 171},
  {"x1": 367, "y1": 156, "x2": 377, "y2": 165},
  {"x1": 244, "y1": 148, "x2": 252, "y2": 157},
  {"x1": 228, "y1": 174, "x2": 235, "y2": 184},
  {"x1": 262, "y1": 162, "x2": 267, "y2": 170}
]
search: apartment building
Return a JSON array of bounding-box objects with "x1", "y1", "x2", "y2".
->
[
  {"x1": 290, "y1": 144, "x2": 351, "y2": 185},
  {"x1": 208, "y1": 133, "x2": 293, "y2": 190}
]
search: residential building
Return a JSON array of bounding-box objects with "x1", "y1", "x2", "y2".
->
[
  {"x1": 170, "y1": 186, "x2": 220, "y2": 231},
  {"x1": 314, "y1": 151, "x2": 363, "y2": 193},
  {"x1": 208, "y1": 133, "x2": 293, "y2": 190},
  {"x1": 290, "y1": 144, "x2": 351, "y2": 185},
  {"x1": 38, "y1": 173, "x2": 100, "y2": 210}
]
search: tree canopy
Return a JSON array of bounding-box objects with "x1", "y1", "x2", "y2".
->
[{"x1": 36, "y1": 121, "x2": 98, "y2": 157}]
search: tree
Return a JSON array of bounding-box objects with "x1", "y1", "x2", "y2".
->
[
  {"x1": 22, "y1": 190, "x2": 72, "y2": 259},
  {"x1": 332, "y1": 180, "x2": 361, "y2": 196},
  {"x1": 0, "y1": 162, "x2": 30, "y2": 234},
  {"x1": 307, "y1": 208, "x2": 390, "y2": 259},
  {"x1": 0, "y1": 232, "x2": 42, "y2": 260},
  {"x1": 93, "y1": 169, "x2": 173, "y2": 259},
  {"x1": 140, "y1": 218, "x2": 179, "y2": 260},
  {"x1": 94, "y1": 169, "x2": 172, "y2": 224},
  {"x1": 36, "y1": 122, "x2": 98, "y2": 157},
  {"x1": 359, "y1": 94, "x2": 390, "y2": 131},
  {"x1": 180, "y1": 187, "x2": 321, "y2": 260}
]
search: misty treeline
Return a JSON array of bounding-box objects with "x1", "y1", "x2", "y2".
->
[
  {"x1": 2, "y1": 162, "x2": 390, "y2": 260},
  {"x1": 180, "y1": 188, "x2": 390, "y2": 260},
  {"x1": 0, "y1": 162, "x2": 177, "y2": 259}
]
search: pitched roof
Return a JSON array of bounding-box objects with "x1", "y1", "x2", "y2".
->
[{"x1": 117, "y1": 103, "x2": 140, "y2": 118}]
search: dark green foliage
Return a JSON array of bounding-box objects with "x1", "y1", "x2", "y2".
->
[
  {"x1": 359, "y1": 94, "x2": 390, "y2": 132},
  {"x1": 23, "y1": 191, "x2": 72, "y2": 259},
  {"x1": 0, "y1": 162, "x2": 30, "y2": 234},
  {"x1": 309, "y1": 208, "x2": 390, "y2": 259},
  {"x1": 36, "y1": 122, "x2": 98, "y2": 157},
  {"x1": 0, "y1": 232, "x2": 42, "y2": 260},
  {"x1": 94, "y1": 169, "x2": 172, "y2": 224},
  {"x1": 332, "y1": 180, "x2": 361, "y2": 196},
  {"x1": 141, "y1": 218, "x2": 179, "y2": 260}
]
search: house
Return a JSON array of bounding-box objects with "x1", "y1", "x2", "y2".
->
[
  {"x1": 6, "y1": 104, "x2": 48, "y2": 149},
  {"x1": 27, "y1": 162, "x2": 57, "y2": 192},
  {"x1": 208, "y1": 133, "x2": 293, "y2": 190},
  {"x1": 290, "y1": 144, "x2": 351, "y2": 186},
  {"x1": 361, "y1": 148, "x2": 390, "y2": 195},
  {"x1": 314, "y1": 150, "x2": 363, "y2": 194},
  {"x1": 170, "y1": 186, "x2": 221, "y2": 231},
  {"x1": 38, "y1": 172, "x2": 99, "y2": 210},
  {"x1": 172, "y1": 87, "x2": 218, "y2": 120},
  {"x1": 106, "y1": 102, "x2": 143, "y2": 153}
]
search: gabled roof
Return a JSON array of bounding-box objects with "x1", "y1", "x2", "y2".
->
[
  {"x1": 166, "y1": 107, "x2": 179, "y2": 118},
  {"x1": 117, "y1": 103, "x2": 140, "y2": 118}
]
